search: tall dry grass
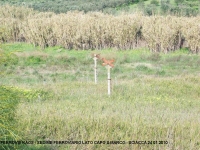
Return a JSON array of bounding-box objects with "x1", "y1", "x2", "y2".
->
[
  {"x1": 142, "y1": 16, "x2": 182, "y2": 53},
  {"x1": 21, "y1": 12, "x2": 143, "y2": 50},
  {"x1": 181, "y1": 17, "x2": 200, "y2": 53},
  {"x1": 0, "y1": 5, "x2": 35, "y2": 19},
  {"x1": 0, "y1": 5, "x2": 199, "y2": 53}
]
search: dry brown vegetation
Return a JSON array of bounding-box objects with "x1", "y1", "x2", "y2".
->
[{"x1": 0, "y1": 5, "x2": 199, "y2": 53}]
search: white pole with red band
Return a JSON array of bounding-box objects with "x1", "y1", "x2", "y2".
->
[
  {"x1": 92, "y1": 54, "x2": 100, "y2": 84},
  {"x1": 102, "y1": 58, "x2": 115, "y2": 96}
]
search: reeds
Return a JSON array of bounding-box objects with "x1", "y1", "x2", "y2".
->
[{"x1": 0, "y1": 5, "x2": 199, "y2": 53}]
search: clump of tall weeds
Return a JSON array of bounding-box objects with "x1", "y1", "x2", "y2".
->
[{"x1": 0, "y1": 5, "x2": 199, "y2": 53}]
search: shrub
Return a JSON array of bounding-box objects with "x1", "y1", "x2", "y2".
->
[
  {"x1": 150, "y1": 0, "x2": 159, "y2": 6},
  {"x1": 175, "y1": 0, "x2": 185, "y2": 5}
]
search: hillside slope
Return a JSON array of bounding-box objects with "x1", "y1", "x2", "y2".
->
[
  {"x1": 0, "y1": 0, "x2": 199, "y2": 16},
  {"x1": 126, "y1": 0, "x2": 199, "y2": 16},
  {"x1": 0, "y1": 0, "x2": 134, "y2": 14}
]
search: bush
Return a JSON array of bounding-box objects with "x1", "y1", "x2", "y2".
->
[
  {"x1": 175, "y1": 0, "x2": 185, "y2": 5},
  {"x1": 150, "y1": 0, "x2": 159, "y2": 6},
  {"x1": 145, "y1": 4, "x2": 158, "y2": 15},
  {"x1": 161, "y1": 0, "x2": 170, "y2": 14}
]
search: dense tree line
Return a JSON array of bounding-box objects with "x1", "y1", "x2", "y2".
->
[
  {"x1": 0, "y1": 0, "x2": 138, "y2": 13},
  {"x1": 141, "y1": 0, "x2": 199, "y2": 16},
  {"x1": 0, "y1": 0, "x2": 199, "y2": 16}
]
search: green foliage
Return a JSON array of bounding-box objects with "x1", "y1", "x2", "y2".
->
[
  {"x1": 0, "y1": 50, "x2": 18, "y2": 76},
  {"x1": 159, "y1": 0, "x2": 199, "y2": 16},
  {"x1": 136, "y1": 0, "x2": 199, "y2": 16},
  {"x1": 0, "y1": 85, "x2": 20, "y2": 149},
  {"x1": 0, "y1": 0, "x2": 136, "y2": 14},
  {"x1": 0, "y1": 52, "x2": 18, "y2": 66},
  {"x1": 150, "y1": 0, "x2": 159, "y2": 6},
  {"x1": 137, "y1": 0, "x2": 145, "y2": 10},
  {"x1": 161, "y1": 0, "x2": 170, "y2": 13},
  {"x1": 145, "y1": 4, "x2": 158, "y2": 15},
  {"x1": 25, "y1": 56, "x2": 44, "y2": 65},
  {"x1": 0, "y1": 85, "x2": 52, "y2": 149},
  {"x1": 175, "y1": 0, "x2": 185, "y2": 5},
  {"x1": 0, "y1": 0, "x2": 199, "y2": 16},
  {"x1": 147, "y1": 53, "x2": 161, "y2": 61}
]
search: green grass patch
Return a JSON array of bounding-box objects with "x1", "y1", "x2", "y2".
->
[
  {"x1": 0, "y1": 85, "x2": 22, "y2": 150},
  {"x1": 0, "y1": 43, "x2": 200, "y2": 149}
]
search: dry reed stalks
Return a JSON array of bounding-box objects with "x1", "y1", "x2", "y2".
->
[{"x1": 0, "y1": 5, "x2": 199, "y2": 53}]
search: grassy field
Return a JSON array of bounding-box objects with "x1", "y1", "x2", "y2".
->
[{"x1": 0, "y1": 43, "x2": 200, "y2": 150}]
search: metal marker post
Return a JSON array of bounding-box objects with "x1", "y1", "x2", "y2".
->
[
  {"x1": 93, "y1": 55, "x2": 98, "y2": 84},
  {"x1": 102, "y1": 57, "x2": 114, "y2": 96},
  {"x1": 106, "y1": 65, "x2": 112, "y2": 96}
]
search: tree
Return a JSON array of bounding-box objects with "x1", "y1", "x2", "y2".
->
[
  {"x1": 175, "y1": 0, "x2": 185, "y2": 5},
  {"x1": 150, "y1": 0, "x2": 159, "y2": 6},
  {"x1": 161, "y1": 0, "x2": 170, "y2": 14},
  {"x1": 145, "y1": 4, "x2": 158, "y2": 15},
  {"x1": 137, "y1": 0, "x2": 145, "y2": 11}
]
